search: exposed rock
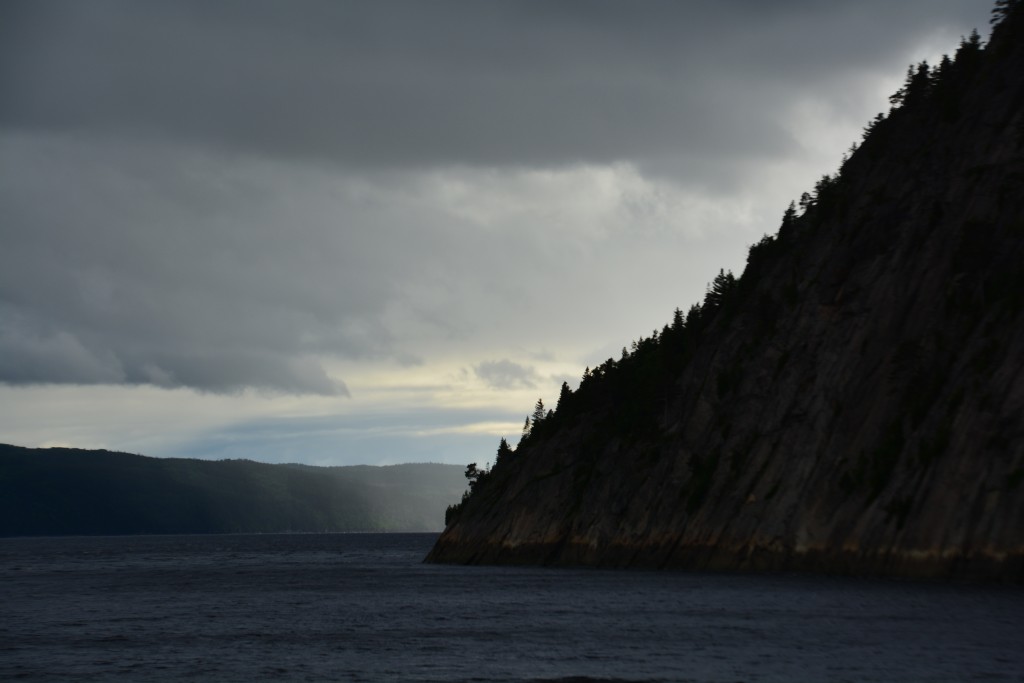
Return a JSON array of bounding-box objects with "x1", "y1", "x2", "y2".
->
[{"x1": 427, "y1": 8, "x2": 1024, "y2": 581}]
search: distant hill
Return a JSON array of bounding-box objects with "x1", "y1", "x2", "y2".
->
[
  {"x1": 0, "y1": 443, "x2": 466, "y2": 535},
  {"x1": 428, "y1": 4, "x2": 1024, "y2": 581}
]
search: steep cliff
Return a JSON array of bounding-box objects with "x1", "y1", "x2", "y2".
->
[{"x1": 427, "y1": 7, "x2": 1024, "y2": 581}]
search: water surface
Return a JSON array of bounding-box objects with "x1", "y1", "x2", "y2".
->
[{"x1": 2, "y1": 533, "x2": 1021, "y2": 681}]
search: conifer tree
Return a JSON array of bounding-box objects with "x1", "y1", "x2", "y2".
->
[
  {"x1": 704, "y1": 269, "x2": 737, "y2": 311},
  {"x1": 958, "y1": 29, "x2": 983, "y2": 58},
  {"x1": 496, "y1": 437, "x2": 513, "y2": 463},
  {"x1": 905, "y1": 62, "x2": 933, "y2": 107},
  {"x1": 671, "y1": 307, "x2": 685, "y2": 332},
  {"x1": 464, "y1": 462, "x2": 481, "y2": 490},
  {"x1": 685, "y1": 303, "x2": 702, "y2": 329},
  {"x1": 556, "y1": 381, "x2": 571, "y2": 411},
  {"x1": 992, "y1": 0, "x2": 1019, "y2": 24},
  {"x1": 531, "y1": 398, "x2": 546, "y2": 428},
  {"x1": 782, "y1": 201, "x2": 797, "y2": 227},
  {"x1": 862, "y1": 112, "x2": 887, "y2": 140},
  {"x1": 932, "y1": 54, "x2": 952, "y2": 87}
]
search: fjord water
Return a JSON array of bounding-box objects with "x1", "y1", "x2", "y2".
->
[{"x1": 2, "y1": 534, "x2": 1021, "y2": 682}]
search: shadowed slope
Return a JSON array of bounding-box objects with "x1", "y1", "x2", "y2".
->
[
  {"x1": 0, "y1": 444, "x2": 465, "y2": 535},
  {"x1": 427, "y1": 6, "x2": 1024, "y2": 581}
]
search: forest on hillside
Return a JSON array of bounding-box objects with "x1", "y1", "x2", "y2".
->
[
  {"x1": 451, "y1": 15, "x2": 1017, "y2": 527},
  {"x1": 432, "y1": 1, "x2": 1024, "y2": 582},
  {"x1": 0, "y1": 444, "x2": 466, "y2": 535}
]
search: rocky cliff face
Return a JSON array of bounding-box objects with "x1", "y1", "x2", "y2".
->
[{"x1": 427, "y1": 9, "x2": 1024, "y2": 581}]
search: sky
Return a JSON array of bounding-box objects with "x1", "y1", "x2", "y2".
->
[{"x1": 0, "y1": 0, "x2": 993, "y2": 467}]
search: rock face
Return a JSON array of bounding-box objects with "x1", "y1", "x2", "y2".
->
[{"x1": 427, "y1": 10, "x2": 1024, "y2": 581}]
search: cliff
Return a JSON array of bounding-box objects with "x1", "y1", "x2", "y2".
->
[{"x1": 426, "y1": 7, "x2": 1024, "y2": 581}]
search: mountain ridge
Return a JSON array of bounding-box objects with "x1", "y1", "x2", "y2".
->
[{"x1": 0, "y1": 443, "x2": 465, "y2": 535}]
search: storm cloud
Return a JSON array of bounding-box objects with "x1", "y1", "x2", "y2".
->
[
  {"x1": 2, "y1": 1, "x2": 985, "y2": 170},
  {"x1": 0, "y1": 0, "x2": 991, "y2": 402}
]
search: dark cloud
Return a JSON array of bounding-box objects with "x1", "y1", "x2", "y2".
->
[
  {"x1": 0, "y1": 305, "x2": 348, "y2": 395},
  {"x1": 0, "y1": 135, "x2": 382, "y2": 394},
  {"x1": 0, "y1": 310, "x2": 125, "y2": 385},
  {"x1": 0, "y1": 0, "x2": 991, "y2": 396},
  {"x1": 1, "y1": 0, "x2": 989, "y2": 171}
]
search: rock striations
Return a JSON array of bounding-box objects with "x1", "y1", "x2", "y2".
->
[{"x1": 427, "y1": 6, "x2": 1024, "y2": 581}]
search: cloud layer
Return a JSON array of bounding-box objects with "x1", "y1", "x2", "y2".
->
[
  {"x1": 0, "y1": 0, "x2": 992, "y2": 402},
  {"x1": 3, "y1": 1, "x2": 985, "y2": 170}
]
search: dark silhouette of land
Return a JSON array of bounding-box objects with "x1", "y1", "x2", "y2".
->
[
  {"x1": 428, "y1": 2, "x2": 1024, "y2": 581},
  {"x1": 0, "y1": 443, "x2": 465, "y2": 535}
]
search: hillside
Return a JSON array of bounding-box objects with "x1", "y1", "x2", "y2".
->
[
  {"x1": 0, "y1": 443, "x2": 465, "y2": 535},
  {"x1": 427, "y1": 5, "x2": 1024, "y2": 581}
]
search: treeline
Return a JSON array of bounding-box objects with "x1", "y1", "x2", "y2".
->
[
  {"x1": 445, "y1": 1, "x2": 1022, "y2": 526},
  {"x1": 449, "y1": 268, "x2": 743, "y2": 523},
  {"x1": 0, "y1": 444, "x2": 466, "y2": 535}
]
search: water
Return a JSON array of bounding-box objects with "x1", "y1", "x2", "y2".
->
[{"x1": 2, "y1": 534, "x2": 1021, "y2": 682}]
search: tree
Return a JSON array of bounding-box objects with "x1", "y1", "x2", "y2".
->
[
  {"x1": 812, "y1": 173, "x2": 840, "y2": 211},
  {"x1": 903, "y1": 61, "x2": 933, "y2": 108},
  {"x1": 556, "y1": 381, "x2": 572, "y2": 412},
  {"x1": 531, "y1": 398, "x2": 546, "y2": 428},
  {"x1": 464, "y1": 462, "x2": 481, "y2": 489},
  {"x1": 765, "y1": 199, "x2": 798, "y2": 246},
  {"x1": 889, "y1": 64, "x2": 914, "y2": 107},
  {"x1": 862, "y1": 112, "x2": 886, "y2": 141},
  {"x1": 992, "y1": 0, "x2": 1019, "y2": 24},
  {"x1": 685, "y1": 303, "x2": 702, "y2": 329},
  {"x1": 495, "y1": 437, "x2": 513, "y2": 464},
  {"x1": 671, "y1": 307, "x2": 685, "y2": 333},
  {"x1": 814, "y1": 173, "x2": 837, "y2": 199},
  {"x1": 931, "y1": 54, "x2": 952, "y2": 88},
  {"x1": 782, "y1": 200, "x2": 797, "y2": 228},
  {"x1": 704, "y1": 269, "x2": 737, "y2": 311},
  {"x1": 955, "y1": 29, "x2": 983, "y2": 63}
]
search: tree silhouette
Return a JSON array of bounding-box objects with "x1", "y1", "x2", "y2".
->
[
  {"x1": 685, "y1": 303, "x2": 702, "y2": 329},
  {"x1": 496, "y1": 437, "x2": 513, "y2": 464},
  {"x1": 671, "y1": 307, "x2": 685, "y2": 333},
  {"x1": 531, "y1": 399, "x2": 546, "y2": 428},
  {"x1": 781, "y1": 201, "x2": 797, "y2": 230},
  {"x1": 704, "y1": 269, "x2": 737, "y2": 311},
  {"x1": 992, "y1": 0, "x2": 1019, "y2": 24},
  {"x1": 889, "y1": 61, "x2": 932, "y2": 110},
  {"x1": 556, "y1": 381, "x2": 572, "y2": 411},
  {"x1": 464, "y1": 463, "x2": 482, "y2": 490}
]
